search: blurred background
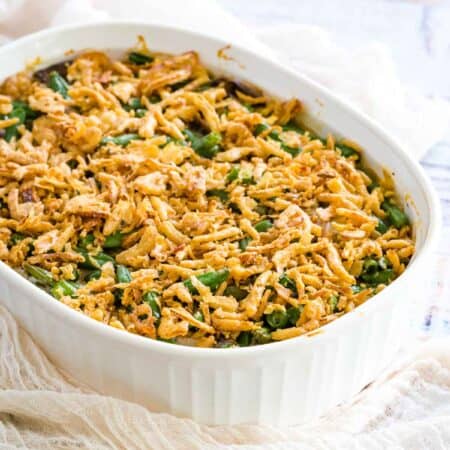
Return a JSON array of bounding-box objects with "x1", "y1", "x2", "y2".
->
[{"x1": 221, "y1": 0, "x2": 450, "y2": 98}]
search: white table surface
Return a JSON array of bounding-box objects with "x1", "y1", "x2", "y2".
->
[{"x1": 220, "y1": 0, "x2": 450, "y2": 335}]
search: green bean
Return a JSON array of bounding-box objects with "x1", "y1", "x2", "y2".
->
[
  {"x1": 3, "y1": 100, "x2": 38, "y2": 142},
  {"x1": 23, "y1": 263, "x2": 54, "y2": 285},
  {"x1": 4, "y1": 107, "x2": 26, "y2": 142},
  {"x1": 251, "y1": 327, "x2": 272, "y2": 345},
  {"x1": 104, "y1": 231, "x2": 125, "y2": 249},
  {"x1": 360, "y1": 256, "x2": 395, "y2": 286},
  {"x1": 254, "y1": 219, "x2": 273, "y2": 232},
  {"x1": 286, "y1": 306, "x2": 301, "y2": 326},
  {"x1": 184, "y1": 269, "x2": 230, "y2": 294},
  {"x1": 361, "y1": 269, "x2": 394, "y2": 285},
  {"x1": 10, "y1": 233, "x2": 26, "y2": 245},
  {"x1": 135, "y1": 109, "x2": 147, "y2": 118},
  {"x1": 224, "y1": 285, "x2": 248, "y2": 300},
  {"x1": 351, "y1": 285, "x2": 363, "y2": 294},
  {"x1": 376, "y1": 218, "x2": 389, "y2": 234},
  {"x1": 10, "y1": 100, "x2": 37, "y2": 118},
  {"x1": 129, "y1": 98, "x2": 142, "y2": 109},
  {"x1": 184, "y1": 129, "x2": 222, "y2": 159},
  {"x1": 128, "y1": 52, "x2": 154, "y2": 65},
  {"x1": 265, "y1": 309, "x2": 289, "y2": 329},
  {"x1": 363, "y1": 258, "x2": 379, "y2": 273},
  {"x1": 268, "y1": 130, "x2": 282, "y2": 141},
  {"x1": 226, "y1": 166, "x2": 240, "y2": 183},
  {"x1": 378, "y1": 256, "x2": 390, "y2": 270},
  {"x1": 114, "y1": 289, "x2": 124, "y2": 308},
  {"x1": 116, "y1": 265, "x2": 132, "y2": 283},
  {"x1": 329, "y1": 295, "x2": 339, "y2": 313},
  {"x1": 78, "y1": 250, "x2": 114, "y2": 270},
  {"x1": 238, "y1": 236, "x2": 251, "y2": 251},
  {"x1": 78, "y1": 250, "x2": 99, "y2": 269},
  {"x1": 206, "y1": 189, "x2": 229, "y2": 202},
  {"x1": 193, "y1": 310, "x2": 204, "y2": 322},
  {"x1": 237, "y1": 331, "x2": 252, "y2": 346},
  {"x1": 158, "y1": 337, "x2": 176, "y2": 344},
  {"x1": 367, "y1": 181, "x2": 379, "y2": 193},
  {"x1": 124, "y1": 97, "x2": 147, "y2": 117},
  {"x1": 193, "y1": 130, "x2": 222, "y2": 158},
  {"x1": 254, "y1": 123, "x2": 270, "y2": 136},
  {"x1": 170, "y1": 79, "x2": 191, "y2": 91},
  {"x1": 9, "y1": 100, "x2": 26, "y2": 114},
  {"x1": 51, "y1": 280, "x2": 78, "y2": 299},
  {"x1": 97, "y1": 252, "x2": 115, "y2": 265},
  {"x1": 100, "y1": 133, "x2": 141, "y2": 147},
  {"x1": 48, "y1": 71, "x2": 70, "y2": 98},
  {"x1": 261, "y1": 128, "x2": 301, "y2": 156},
  {"x1": 160, "y1": 136, "x2": 185, "y2": 148},
  {"x1": 126, "y1": 97, "x2": 142, "y2": 110},
  {"x1": 71, "y1": 268, "x2": 80, "y2": 282},
  {"x1": 194, "y1": 81, "x2": 215, "y2": 92},
  {"x1": 79, "y1": 233, "x2": 95, "y2": 249},
  {"x1": 279, "y1": 273, "x2": 297, "y2": 294},
  {"x1": 281, "y1": 143, "x2": 301, "y2": 157},
  {"x1": 142, "y1": 291, "x2": 161, "y2": 321},
  {"x1": 85, "y1": 270, "x2": 101, "y2": 282},
  {"x1": 338, "y1": 144, "x2": 358, "y2": 158},
  {"x1": 282, "y1": 121, "x2": 304, "y2": 133},
  {"x1": 381, "y1": 201, "x2": 409, "y2": 228},
  {"x1": 241, "y1": 173, "x2": 255, "y2": 185}
]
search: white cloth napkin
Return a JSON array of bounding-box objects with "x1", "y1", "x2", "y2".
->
[
  {"x1": 0, "y1": 1, "x2": 449, "y2": 449},
  {"x1": 0, "y1": 305, "x2": 450, "y2": 450}
]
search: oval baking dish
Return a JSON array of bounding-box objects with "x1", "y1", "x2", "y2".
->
[{"x1": 0, "y1": 22, "x2": 440, "y2": 425}]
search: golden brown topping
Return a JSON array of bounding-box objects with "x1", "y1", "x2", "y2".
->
[{"x1": 0, "y1": 45, "x2": 414, "y2": 348}]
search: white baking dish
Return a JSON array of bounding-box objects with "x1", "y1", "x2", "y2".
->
[{"x1": 0, "y1": 22, "x2": 440, "y2": 426}]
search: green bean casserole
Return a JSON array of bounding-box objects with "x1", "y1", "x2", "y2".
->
[{"x1": 0, "y1": 39, "x2": 415, "y2": 347}]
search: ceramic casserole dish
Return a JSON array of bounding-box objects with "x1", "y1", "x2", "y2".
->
[{"x1": 0, "y1": 21, "x2": 440, "y2": 425}]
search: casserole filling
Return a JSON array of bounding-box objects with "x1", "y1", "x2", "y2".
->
[{"x1": 0, "y1": 40, "x2": 414, "y2": 347}]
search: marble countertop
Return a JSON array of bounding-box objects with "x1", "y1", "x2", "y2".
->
[
  {"x1": 219, "y1": 0, "x2": 450, "y2": 98},
  {"x1": 220, "y1": 0, "x2": 450, "y2": 335}
]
